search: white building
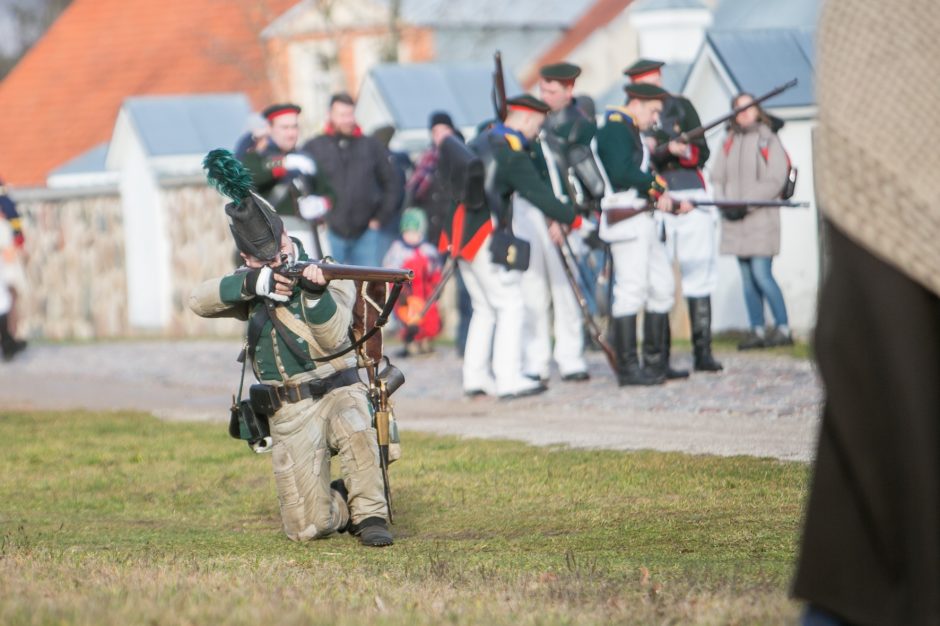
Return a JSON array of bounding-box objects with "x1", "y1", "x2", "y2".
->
[{"x1": 47, "y1": 93, "x2": 253, "y2": 331}]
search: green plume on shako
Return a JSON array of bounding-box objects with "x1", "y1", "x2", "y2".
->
[
  {"x1": 203, "y1": 148, "x2": 254, "y2": 202},
  {"x1": 202, "y1": 148, "x2": 284, "y2": 262}
]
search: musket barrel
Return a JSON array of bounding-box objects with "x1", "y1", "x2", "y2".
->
[
  {"x1": 676, "y1": 78, "x2": 799, "y2": 144},
  {"x1": 279, "y1": 261, "x2": 414, "y2": 284}
]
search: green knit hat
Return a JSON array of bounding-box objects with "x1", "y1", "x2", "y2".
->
[{"x1": 400, "y1": 207, "x2": 427, "y2": 236}]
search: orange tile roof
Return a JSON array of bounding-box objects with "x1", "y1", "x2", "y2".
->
[{"x1": 0, "y1": 0, "x2": 297, "y2": 187}]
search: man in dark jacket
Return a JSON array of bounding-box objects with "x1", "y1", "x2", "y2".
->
[{"x1": 304, "y1": 93, "x2": 402, "y2": 267}]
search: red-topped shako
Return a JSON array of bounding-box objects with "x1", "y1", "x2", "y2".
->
[
  {"x1": 623, "y1": 58, "x2": 665, "y2": 83},
  {"x1": 261, "y1": 103, "x2": 302, "y2": 121},
  {"x1": 539, "y1": 62, "x2": 582, "y2": 85},
  {"x1": 505, "y1": 94, "x2": 551, "y2": 114}
]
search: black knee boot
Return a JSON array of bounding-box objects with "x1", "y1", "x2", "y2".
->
[
  {"x1": 0, "y1": 313, "x2": 25, "y2": 362},
  {"x1": 688, "y1": 297, "x2": 723, "y2": 372},
  {"x1": 659, "y1": 316, "x2": 689, "y2": 379},
  {"x1": 610, "y1": 315, "x2": 663, "y2": 386},
  {"x1": 639, "y1": 312, "x2": 672, "y2": 385}
]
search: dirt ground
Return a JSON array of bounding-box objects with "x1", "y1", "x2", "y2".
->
[{"x1": 0, "y1": 339, "x2": 821, "y2": 461}]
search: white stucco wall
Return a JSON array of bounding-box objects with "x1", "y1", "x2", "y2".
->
[{"x1": 109, "y1": 111, "x2": 171, "y2": 330}]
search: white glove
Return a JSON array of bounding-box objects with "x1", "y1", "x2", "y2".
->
[
  {"x1": 298, "y1": 195, "x2": 329, "y2": 220},
  {"x1": 252, "y1": 266, "x2": 289, "y2": 303},
  {"x1": 282, "y1": 153, "x2": 316, "y2": 176}
]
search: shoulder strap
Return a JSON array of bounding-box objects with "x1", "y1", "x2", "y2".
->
[{"x1": 234, "y1": 304, "x2": 271, "y2": 400}]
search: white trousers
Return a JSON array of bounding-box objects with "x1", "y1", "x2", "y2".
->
[
  {"x1": 609, "y1": 214, "x2": 675, "y2": 317},
  {"x1": 458, "y1": 240, "x2": 539, "y2": 396},
  {"x1": 656, "y1": 188, "x2": 720, "y2": 298},
  {"x1": 513, "y1": 199, "x2": 587, "y2": 378}
]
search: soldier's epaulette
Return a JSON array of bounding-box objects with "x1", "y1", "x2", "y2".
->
[
  {"x1": 604, "y1": 106, "x2": 634, "y2": 126},
  {"x1": 503, "y1": 133, "x2": 524, "y2": 152}
]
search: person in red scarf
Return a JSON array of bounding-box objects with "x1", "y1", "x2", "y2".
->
[{"x1": 304, "y1": 93, "x2": 402, "y2": 267}]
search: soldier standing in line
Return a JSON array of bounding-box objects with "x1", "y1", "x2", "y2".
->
[
  {"x1": 595, "y1": 83, "x2": 693, "y2": 386},
  {"x1": 440, "y1": 95, "x2": 579, "y2": 399},
  {"x1": 511, "y1": 62, "x2": 594, "y2": 384},
  {"x1": 239, "y1": 103, "x2": 333, "y2": 257},
  {"x1": 624, "y1": 59, "x2": 723, "y2": 375},
  {"x1": 189, "y1": 177, "x2": 393, "y2": 547}
]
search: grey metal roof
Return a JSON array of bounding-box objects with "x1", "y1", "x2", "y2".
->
[
  {"x1": 48, "y1": 142, "x2": 109, "y2": 175},
  {"x1": 712, "y1": 0, "x2": 821, "y2": 30},
  {"x1": 265, "y1": 0, "x2": 594, "y2": 36},
  {"x1": 395, "y1": 0, "x2": 594, "y2": 27},
  {"x1": 368, "y1": 63, "x2": 522, "y2": 130},
  {"x1": 706, "y1": 29, "x2": 815, "y2": 107},
  {"x1": 122, "y1": 93, "x2": 253, "y2": 157},
  {"x1": 631, "y1": 0, "x2": 708, "y2": 12}
]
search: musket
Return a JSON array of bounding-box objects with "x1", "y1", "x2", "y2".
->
[
  {"x1": 692, "y1": 199, "x2": 809, "y2": 209},
  {"x1": 371, "y1": 377, "x2": 394, "y2": 522},
  {"x1": 555, "y1": 236, "x2": 619, "y2": 375},
  {"x1": 603, "y1": 198, "x2": 809, "y2": 226},
  {"x1": 539, "y1": 127, "x2": 620, "y2": 375},
  {"x1": 653, "y1": 78, "x2": 798, "y2": 158},
  {"x1": 492, "y1": 50, "x2": 508, "y2": 122},
  {"x1": 277, "y1": 259, "x2": 414, "y2": 284}
]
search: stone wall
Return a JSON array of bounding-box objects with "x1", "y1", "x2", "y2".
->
[
  {"x1": 12, "y1": 182, "x2": 242, "y2": 340},
  {"x1": 16, "y1": 188, "x2": 128, "y2": 340},
  {"x1": 163, "y1": 183, "x2": 242, "y2": 337}
]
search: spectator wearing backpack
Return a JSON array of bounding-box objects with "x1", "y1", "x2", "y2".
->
[{"x1": 710, "y1": 92, "x2": 792, "y2": 349}]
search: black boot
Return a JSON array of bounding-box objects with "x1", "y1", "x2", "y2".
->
[
  {"x1": 351, "y1": 516, "x2": 394, "y2": 547},
  {"x1": 642, "y1": 312, "x2": 677, "y2": 383},
  {"x1": 688, "y1": 297, "x2": 723, "y2": 372},
  {"x1": 610, "y1": 315, "x2": 663, "y2": 386},
  {"x1": 0, "y1": 313, "x2": 25, "y2": 362},
  {"x1": 660, "y1": 316, "x2": 689, "y2": 379}
]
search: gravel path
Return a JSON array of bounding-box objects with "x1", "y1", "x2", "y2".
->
[{"x1": 0, "y1": 340, "x2": 822, "y2": 461}]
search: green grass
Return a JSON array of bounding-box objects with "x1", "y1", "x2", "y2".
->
[{"x1": 0, "y1": 411, "x2": 809, "y2": 625}]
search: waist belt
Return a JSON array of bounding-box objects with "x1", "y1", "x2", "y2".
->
[
  {"x1": 250, "y1": 368, "x2": 362, "y2": 415},
  {"x1": 278, "y1": 368, "x2": 362, "y2": 403}
]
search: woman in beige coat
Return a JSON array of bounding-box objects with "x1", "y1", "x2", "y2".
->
[{"x1": 710, "y1": 93, "x2": 792, "y2": 349}]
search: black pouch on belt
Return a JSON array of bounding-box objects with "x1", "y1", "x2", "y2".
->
[
  {"x1": 249, "y1": 384, "x2": 283, "y2": 416},
  {"x1": 490, "y1": 229, "x2": 531, "y2": 271},
  {"x1": 228, "y1": 399, "x2": 270, "y2": 442}
]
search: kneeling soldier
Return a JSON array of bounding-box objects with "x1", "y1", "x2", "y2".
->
[{"x1": 189, "y1": 186, "x2": 393, "y2": 547}]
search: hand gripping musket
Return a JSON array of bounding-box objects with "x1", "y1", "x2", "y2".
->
[
  {"x1": 603, "y1": 198, "x2": 810, "y2": 226},
  {"x1": 652, "y1": 78, "x2": 798, "y2": 159}
]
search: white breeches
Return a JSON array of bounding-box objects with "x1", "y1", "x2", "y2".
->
[
  {"x1": 513, "y1": 199, "x2": 586, "y2": 378},
  {"x1": 609, "y1": 214, "x2": 675, "y2": 316},
  {"x1": 656, "y1": 188, "x2": 719, "y2": 298}
]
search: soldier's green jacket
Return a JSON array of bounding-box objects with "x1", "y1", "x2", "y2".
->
[
  {"x1": 441, "y1": 124, "x2": 576, "y2": 260},
  {"x1": 650, "y1": 95, "x2": 710, "y2": 173},
  {"x1": 240, "y1": 149, "x2": 334, "y2": 217},
  {"x1": 189, "y1": 241, "x2": 357, "y2": 384},
  {"x1": 596, "y1": 107, "x2": 658, "y2": 197}
]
